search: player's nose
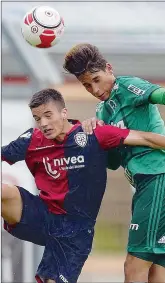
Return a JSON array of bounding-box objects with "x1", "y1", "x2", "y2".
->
[
  {"x1": 92, "y1": 85, "x2": 100, "y2": 97},
  {"x1": 40, "y1": 117, "x2": 48, "y2": 128}
]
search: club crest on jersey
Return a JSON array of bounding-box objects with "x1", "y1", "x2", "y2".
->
[
  {"x1": 74, "y1": 132, "x2": 88, "y2": 147},
  {"x1": 128, "y1": 84, "x2": 145, "y2": 96}
]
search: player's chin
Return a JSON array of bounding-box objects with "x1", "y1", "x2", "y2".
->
[
  {"x1": 100, "y1": 95, "x2": 109, "y2": 101},
  {"x1": 103, "y1": 93, "x2": 110, "y2": 101},
  {"x1": 98, "y1": 93, "x2": 109, "y2": 101},
  {"x1": 43, "y1": 132, "x2": 56, "y2": 139}
]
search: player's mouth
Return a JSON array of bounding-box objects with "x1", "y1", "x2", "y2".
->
[
  {"x1": 98, "y1": 92, "x2": 108, "y2": 101},
  {"x1": 43, "y1": 129, "x2": 53, "y2": 136}
]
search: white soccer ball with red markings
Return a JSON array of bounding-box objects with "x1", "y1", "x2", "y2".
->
[{"x1": 21, "y1": 6, "x2": 64, "y2": 48}]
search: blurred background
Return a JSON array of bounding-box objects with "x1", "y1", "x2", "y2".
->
[{"x1": 2, "y1": 1, "x2": 165, "y2": 282}]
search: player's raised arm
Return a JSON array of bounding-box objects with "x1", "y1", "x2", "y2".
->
[
  {"x1": 1, "y1": 128, "x2": 33, "y2": 165},
  {"x1": 124, "y1": 130, "x2": 165, "y2": 149},
  {"x1": 94, "y1": 125, "x2": 165, "y2": 150}
]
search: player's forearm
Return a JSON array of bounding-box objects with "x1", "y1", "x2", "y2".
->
[
  {"x1": 143, "y1": 132, "x2": 165, "y2": 149},
  {"x1": 149, "y1": 88, "x2": 165, "y2": 105},
  {"x1": 124, "y1": 130, "x2": 165, "y2": 149}
]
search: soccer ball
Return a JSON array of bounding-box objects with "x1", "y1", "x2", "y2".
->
[{"x1": 21, "y1": 6, "x2": 64, "y2": 48}]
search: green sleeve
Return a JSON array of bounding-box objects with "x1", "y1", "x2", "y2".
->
[
  {"x1": 119, "y1": 77, "x2": 161, "y2": 107},
  {"x1": 149, "y1": 88, "x2": 165, "y2": 105}
]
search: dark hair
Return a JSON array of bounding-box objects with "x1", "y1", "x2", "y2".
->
[
  {"x1": 29, "y1": 88, "x2": 65, "y2": 109},
  {"x1": 63, "y1": 43, "x2": 107, "y2": 77}
]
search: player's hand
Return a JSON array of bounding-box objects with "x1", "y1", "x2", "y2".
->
[{"x1": 82, "y1": 117, "x2": 104, "y2": 134}]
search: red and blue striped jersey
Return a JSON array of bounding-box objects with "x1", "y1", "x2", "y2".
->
[{"x1": 2, "y1": 120, "x2": 129, "y2": 221}]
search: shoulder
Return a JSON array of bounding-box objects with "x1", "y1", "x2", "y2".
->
[
  {"x1": 117, "y1": 76, "x2": 157, "y2": 94},
  {"x1": 117, "y1": 76, "x2": 145, "y2": 87},
  {"x1": 28, "y1": 128, "x2": 47, "y2": 148},
  {"x1": 15, "y1": 128, "x2": 34, "y2": 146},
  {"x1": 33, "y1": 128, "x2": 44, "y2": 138}
]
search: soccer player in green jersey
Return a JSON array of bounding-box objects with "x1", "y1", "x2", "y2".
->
[{"x1": 63, "y1": 43, "x2": 165, "y2": 283}]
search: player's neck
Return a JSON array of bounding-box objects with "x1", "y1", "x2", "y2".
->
[
  {"x1": 109, "y1": 76, "x2": 116, "y2": 94},
  {"x1": 55, "y1": 120, "x2": 74, "y2": 142}
]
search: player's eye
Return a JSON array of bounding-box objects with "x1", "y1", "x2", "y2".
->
[
  {"x1": 94, "y1": 79, "x2": 99, "y2": 83},
  {"x1": 35, "y1": 118, "x2": 40, "y2": 122},
  {"x1": 84, "y1": 84, "x2": 90, "y2": 89}
]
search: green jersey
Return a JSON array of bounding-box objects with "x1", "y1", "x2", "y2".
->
[{"x1": 96, "y1": 76, "x2": 165, "y2": 180}]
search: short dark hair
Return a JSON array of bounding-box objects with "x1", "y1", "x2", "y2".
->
[
  {"x1": 29, "y1": 88, "x2": 65, "y2": 109},
  {"x1": 63, "y1": 43, "x2": 107, "y2": 77}
]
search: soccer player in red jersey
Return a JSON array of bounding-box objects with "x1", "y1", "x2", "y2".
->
[{"x1": 2, "y1": 89, "x2": 165, "y2": 283}]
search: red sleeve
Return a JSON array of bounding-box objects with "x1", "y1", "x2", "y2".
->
[{"x1": 94, "y1": 125, "x2": 130, "y2": 149}]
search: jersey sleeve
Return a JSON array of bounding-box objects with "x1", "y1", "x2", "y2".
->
[
  {"x1": 1, "y1": 128, "x2": 34, "y2": 164},
  {"x1": 94, "y1": 125, "x2": 130, "y2": 149},
  {"x1": 120, "y1": 77, "x2": 161, "y2": 107}
]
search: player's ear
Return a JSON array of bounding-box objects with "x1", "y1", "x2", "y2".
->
[
  {"x1": 61, "y1": 108, "x2": 67, "y2": 120},
  {"x1": 106, "y1": 63, "x2": 113, "y2": 74}
]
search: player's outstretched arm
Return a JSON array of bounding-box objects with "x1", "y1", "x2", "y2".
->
[
  {"x1": 124, "y1": 130, "x2": 165, "y2": 149},
  {"x1": 94, "y1": 124, "x2": 165, "y2": 150},
  {"x1": 1, "y1": 129, "x2": 33, "y2": 164},
  {"x1": 149, "y1": 88, "x2": 165, "y2": 105}
]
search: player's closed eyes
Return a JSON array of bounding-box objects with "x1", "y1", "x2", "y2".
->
[
  {"x1": 35, "y1": 115, "x2": 51, "y2": 121},
  {"x1": 94, "y1": 79, "x2": 99, "y2": 83},
  {"x1": 83, "y1": 84, "x2": 90, "y2": 89}
]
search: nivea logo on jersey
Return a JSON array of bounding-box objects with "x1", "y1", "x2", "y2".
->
[
  {"x1": 43, "y1": 155, "x2": 85, "y2": 179},
  {"x1": 128, "y1": 84, "x2": 145, "y2": 96},
  {"x1": 43, "y1": 157, "x2": 61, "y2": 179},
  {"x1": 54, "y1": 155, "x2": 84, "y2": 166},
  {"x1": 74, "y1": 132, "x2": 88, "y2": 147}
]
